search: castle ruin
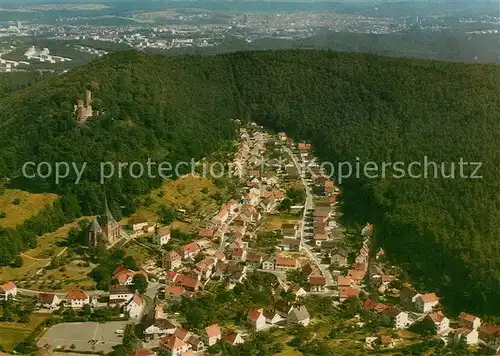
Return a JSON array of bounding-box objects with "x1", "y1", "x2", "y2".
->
[{"x1": 74, "y1": 89, "x2": 93, "y2": 122}]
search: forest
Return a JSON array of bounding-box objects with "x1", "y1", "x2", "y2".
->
[{"x1": 0, "y1": 49, "x2": 499, "y2": 315}]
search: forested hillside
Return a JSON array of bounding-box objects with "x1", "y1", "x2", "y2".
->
[{"x1": 0, "y1": 50, "x2": 499, "y2": 314}]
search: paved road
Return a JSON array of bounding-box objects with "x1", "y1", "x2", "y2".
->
[
  {"x1": 18, "y1": 288, "x2": 105, "y2": 298},
  {"x1": 218, "y1": 213, "x2": 238, "y2": 251},
  {"x1": 285, "y1": 147, "x2": 334, "y2": 286}
]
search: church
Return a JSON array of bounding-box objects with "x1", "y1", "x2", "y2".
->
[{"x1": 87, "y1": 198, "x2": 121, "y2": 247}]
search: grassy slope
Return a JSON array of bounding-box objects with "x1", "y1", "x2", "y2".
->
[{"x1": 0, "y1": 189, "x2": 58, "y2": 228}]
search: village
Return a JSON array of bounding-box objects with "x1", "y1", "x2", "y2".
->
[{"x1": 1, "y1": 125, "x2": 500, "y2": 355}]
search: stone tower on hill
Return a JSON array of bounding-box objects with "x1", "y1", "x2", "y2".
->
[{"x1": 74, "y1": 89, "x2": 93, "y2": 122}]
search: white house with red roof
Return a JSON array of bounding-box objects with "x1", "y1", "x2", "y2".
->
[
  {"x1": 308, "y1": 275, "x2": 327, "y2": 292},
  {"x1": 153, "y1": 226, "x2": 171, "y2": 246},
  {"x1": 454, "y1": 327, "x2": 479, "y2": 345},
  {"x1": 225, "y1": 200, "x2": 239, "y2": 214},
  {"x1": 414, "y1": 292, "x2": 439, "y2": 313},
  {"x1": 212, "y1": 208, "x2": 229, "y2": 224},
  {"x1": 247, "y1": 308, "x2": 266, "y2": 330},
  {"x1": 160, "y1": 334, "x2": 190, "y2": 356},
  {"x1": 38, "y1": 292, "x2": 60, "y2": 309},
  {"x1": 274, "y1": 256, "x2": 299, "y2": 271},
  {"x1": 66, "y1": 290, "x2": 90, "y2": 308},
  {"x1": 231, "y1": 247, "x2": 247, "y2": 262},
  {"x1": 222, "y1": 331, "x2": 244, "y2": 346},
  {"x1": 204, "y1": 323, "x2": 221, "y2": 346},
  {"x1": 339, "y1": 287, "x2": 360, "y2": 302},
  {"x1": 458, "y1": 312, "x2": 481, "y2": 330},
  {"x1": 426, "y1": 311, "x2": 450, "y2": 334},
  {"x1": 0, "y1": 281, "x2": 17, "y2": 300},
  {"x1": 113, "y1": 265, "x2": 148, "y2": 285},
  {"x1": 180, "y1": 241, "x2": 201, "y2": 259},
  {"x1": 163, "y1": 251, "x2": 182, "y2": 271},
  {"x1": 126, "y1": 294, "x2": 144, "y2": 319}
]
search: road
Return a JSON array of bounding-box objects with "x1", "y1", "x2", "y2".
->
[
  {"x1": 284, "y1": 146, "x2": 334, "y2": 286},
  {"x1": 218, "y1": 213, "x2": 238, "y2": 251}
]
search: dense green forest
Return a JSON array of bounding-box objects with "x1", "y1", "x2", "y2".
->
[{"x1": 0, "y1": 50, "x2": 499, "y2": 315}]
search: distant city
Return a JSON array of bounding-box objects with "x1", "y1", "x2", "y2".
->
[{"x1": 0, "y1": 1, "x2": 499, "y2": 72}]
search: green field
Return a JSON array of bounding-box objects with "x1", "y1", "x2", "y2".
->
[
  {"x1": 0, "y1": 189, "x2": 58, "y2": 228},
  {"x1": 0, "y1": 314, "x2": 49, "y2": 351}
]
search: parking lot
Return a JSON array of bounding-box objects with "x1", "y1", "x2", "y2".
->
[{"x1": 37, "y1": 321, "x2": 130, "y2": 353}]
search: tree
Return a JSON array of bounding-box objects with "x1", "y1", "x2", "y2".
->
[
  {"x1": 133, "y1": 275, "x2": 148, "y2": 294},
  {"x1": 123, "y1": 256, "x2": 139, "y2": 270},
  {"x1": 157, "y1": 205, "x2": 177, "y2": 225},
  {"x1": 12, "y1": 255, "x2": 23, "y2": 268},
  {"x1": 286, "y1": 187, "x2": 306, "y2": 204},
  {"x1": 278, "y1": 198, "x2": 293, "y2": 212}
]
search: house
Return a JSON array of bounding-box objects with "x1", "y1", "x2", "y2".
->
[
  {"x1": 213, "y1": 209, "x2": 229, "y2": 224},
  {"x1": 279, "y1": 238, "x2": 301, "y2": 252},
  {"x1": 263, "y1": 310, "x2": 284, "y2": 325},
  {"x1": 454, "y1": 327, "x2": 479, "y2": 345},
  {"x1": 379, "y1": 336, "x2": 393, "y2": 348},
  {"x1": 204, "y1": 323, "x2": 221, "y2": 346},
  {"x1": 38, "y1": 293, "x2": 61, "y2": 309},
  {"x1": 414, "y1": 292, "x2": 439, "y2": 313},
  {"x1": 308, "y1": 275, "x2": 327, "y2": 292},
  {"x1": 160, "y1": 335, "x2": 190, "y2": 356},
  {"x1": 66, "y1": 290, "x2": 90, "y2": 308},
  {"x1": 154, "y1": 304, "x2": 166, "y2": 320},
  {"x1": 287, "y1": 306, "x2": 310, "y2": 326},
  {"x1": 165, "y1": 271, "x2": 180, "y2": 284},
  {"x1": 362, "y1": 298, "x2": 378, "y2": 311},
  {"x1": 153, "y1": 226, "x2": 171, "y2": 245},
  {"x1": 361, "y1": 223, "x2": 373, "y2": 236},
  {"x1": 339, "y1": 287, "x2": 360, "y2": 302},
  {"x1": 109, "y1": 285, "x2": 135, "y2": 306},
  {"x1": 281, "y1": 223, "x2": 300, "y2": 238},
  {"x1": 347, "y1": 269, "x2": 366, "y2": 285},
  {"x1": 163, "y1": 251, "x2": 182, "y2": 271},
  {"x1": 232, "y1": 248, "x2": 247, "y2": 262},
  {"x1": 130, "y1": 217, "x2": 148, "y2": 232},
  {"x1": 355, "y1": 253, "x2": 367, "y2": 264},
  {"x1": 262, "y1": 259, "x2": 275, "y2": 270},
  {"x1": 336, "y1": 276, "x2": 352, "y2": 288},
  {"x1": 246, "y1": 252, "x2": 263, "y2": 268},
  {"x1": 187, "y1": 335, "x2": 204, "y2": 351},
  {"x1": 314, "y1": 233, "x2": 328, "y2": 246},
  {"x1": 226, "y1": 200, "x2": 239, "y2": 214},
  {"x1": 198, "y1": 227, "x2": 218, "y2": 239},
  {"x1": 330, "y1": 248, "x2": 348, "y2": 267},
  {"x1": 143, "y1": 318, "x2": 177, "y2": 337},
  {"x1": 457, "y1": 312, "x2": 481, "y2": 330},
  {"x1": 0, "y1": 281, "x2": 17, "y2": 300},
  {"x1": 222, "y1": 331, "x2": 244, "y2": 346},
  {"x1": 478, "y1": 324, "x2": 500, "y2": 347},
  {"x1": 289, "y1": 285, "x2": 308, "y2": 299},
  {"x1": 125, "y1": 294, "x2": 144, "y2": 319},
  {"x1": 194, "y1": 258, "x2": 215, "y2": 281},
  {"x1": 381, "y1": 306, "x2": 409, "y2": 329},
  {"x1": 426, "y1": 311, "x2": 450, "y2": 334},
  {"x1": 180, "y1": 242, "x2": 201, "y2": 259},
  {"x1": 248, "y1": 308, "x2": 266, "y2": 330},
  {"x1": 113, "y1": 266, "x2": 148, "y2": 286},
  {"x1": 399, "y1": 287, "x2": 418, "y2": 306},
  {"x1": 274, "y1": 256, "x2": 299, "y2": 271},
  {"x1": 176, "y1": 275, "x2": 202, "y2": 292},
  {"x1": 128, "y1": 348, "x2": 156, "y2": 356},
  {"x1": 173, "y1": 327, "x2": 190, "y2": 342},
  {"x1": 164, "y1": 285, "x2": 185, "y2": 302}
]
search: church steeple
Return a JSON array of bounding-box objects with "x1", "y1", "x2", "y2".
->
[{"x1": 104, "y1": 193, "x2": 116, "y2": 225}]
